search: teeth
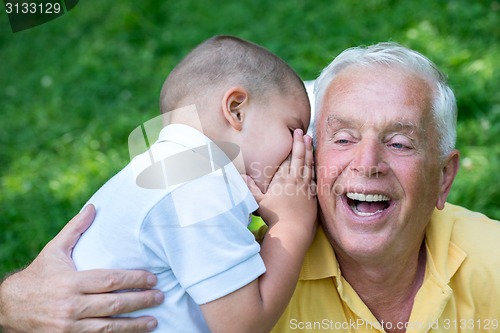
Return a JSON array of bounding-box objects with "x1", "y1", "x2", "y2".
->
[
  {"x1": 352, "y1": 207, "x2": 381, "y2": 217},
  {"x1": 346, "y1": 192, "x2": 390, "y2": 202},
  {"x1": 349, "y1": 201, "x2": 386, "y2": 217}
]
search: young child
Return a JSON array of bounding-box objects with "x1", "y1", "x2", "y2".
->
[{"x1": 72, "y1": 35, "x2": 316, "y2": 332}]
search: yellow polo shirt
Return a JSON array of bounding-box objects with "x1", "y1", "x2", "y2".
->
[{"x1": 272, "y1": 203, "x2": 500, "y2": 332}]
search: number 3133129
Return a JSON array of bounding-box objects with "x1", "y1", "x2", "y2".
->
[{"x1": 5, "y1": 2, "x2": 62, "y2": 14}]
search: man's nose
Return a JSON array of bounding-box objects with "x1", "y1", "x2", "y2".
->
[{"x1": 350, "y1": 139, "x2": 389, "y2": 177}]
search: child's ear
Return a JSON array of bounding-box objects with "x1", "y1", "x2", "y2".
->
[{"x1": 222, "y1": 87, "x2": 248, "y2": 131}]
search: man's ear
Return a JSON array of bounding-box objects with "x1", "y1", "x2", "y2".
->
[
  {"x1": 436, "y1": 149, "x2": 460, "y2": 210},
  {"x1": 222, "y1": 87, "x2": 248, "y2": 131}
]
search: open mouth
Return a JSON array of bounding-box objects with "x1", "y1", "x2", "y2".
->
[{"x1": 346, "y1": 192, "x2": 391, "y2": 217}]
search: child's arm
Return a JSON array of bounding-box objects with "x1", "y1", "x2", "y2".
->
[{"x1": 201, "y1": 129, "x2": 317, "y2": 333}]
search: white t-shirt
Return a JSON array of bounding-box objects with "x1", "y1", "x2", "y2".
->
[{"x1": 72, "y1": 124, "x2": 265, "y2": 332}]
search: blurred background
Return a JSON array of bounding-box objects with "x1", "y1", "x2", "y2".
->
[{"x1": 1, "y1": 1, "x2": 499, "y2": 277}]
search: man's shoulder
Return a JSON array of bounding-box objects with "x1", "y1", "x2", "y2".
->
[
  {"x1": 428, "y1": 203, "x2": 499, "y2": 273},
  {"x1": 437, "y1": 203, "x2": 500, "y2": 278},
  {"x1": 443, "y1": 203, "x2": 500, "y2": 248},
  {"x1": 436, "y1": 204, "x2": 500, "y2": 314}
]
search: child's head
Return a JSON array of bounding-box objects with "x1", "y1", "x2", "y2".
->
[{"x1": 160, "y1": 35, "x2": 310, "y2": 193}]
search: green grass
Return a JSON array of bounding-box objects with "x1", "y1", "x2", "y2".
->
[{"x1": 1, "y1": 0, "x2": 499, "y2": 277}]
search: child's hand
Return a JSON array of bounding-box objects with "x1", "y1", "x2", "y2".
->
[
  {"x1": 216, "y1": 130, "x2": 316, "y2": 333},
  {"x1": 244, "y1": 129, "x2": 317, "y2": 229}
]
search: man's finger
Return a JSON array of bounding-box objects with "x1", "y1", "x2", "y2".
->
[
  {"x1": 77, "y1": 269, "x2": 159, "y2": 294},
  {"x1": 75, "y1": 316, "x2": 158, "y2": 333},
  {"x1": 46, "y1": 204, "x2": 96, "y2": 257},
  {"x1": 77, "y1": 290, "x2": 164, "y2": 319}
]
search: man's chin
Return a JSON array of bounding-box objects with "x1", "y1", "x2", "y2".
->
[{"x1": 332, "y1": 229, "x2": 394, "y2": 260}]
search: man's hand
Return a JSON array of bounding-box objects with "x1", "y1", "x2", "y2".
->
[{"x1": 0, "y1": 205, "x2": 164, "y2": 333}]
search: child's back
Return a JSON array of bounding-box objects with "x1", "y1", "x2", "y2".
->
[{"x1": 73, "y1": 123, "x2": 263, "y2": 331}]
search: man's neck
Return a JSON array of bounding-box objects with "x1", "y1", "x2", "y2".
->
[{"x1": 335, "y1": 240, "x2": 427, "y2": 333}]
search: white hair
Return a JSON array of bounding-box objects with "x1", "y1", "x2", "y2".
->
[{"x1": 312, "y1": 42, "x2": 457, "y2": 157}]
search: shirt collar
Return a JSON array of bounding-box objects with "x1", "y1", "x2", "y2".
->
[
  {"x1": 424, "y1": 204, "x2": 467, "y2": 284},
  {"x1": 157, "y1": 123, "x2": 212, "y2": 149},
  {"x1": 298, "y1": 225, "x2": 340, "y2": 280}
]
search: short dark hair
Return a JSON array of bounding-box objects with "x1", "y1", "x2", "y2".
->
[{"x1": 160, "y1": 35, "x2": 306, "y2": 113}]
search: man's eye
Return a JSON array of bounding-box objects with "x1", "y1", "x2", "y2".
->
[
  {"x1": 386, "y1": 134, "x2": 414, "y2": 151},
  {"x1": 390, "y1": 143, "x2": 406, "y2": 149},
  {"x1": 335, "y1": 139, "x2": 351, "y2": 145},
  {"x1": 330, "y1": 130, "x2": 358, "y2": 148},
  {"x1": 387, "y1": 140, "x2": 414, "y2": 151}
]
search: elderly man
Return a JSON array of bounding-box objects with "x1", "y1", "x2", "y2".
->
[
  {"x1": 270, "y1": 43, "x2": 500, "y2": 332},
  {"x1": 1, "y1": 43, "x2": 499, "y2": 333}
]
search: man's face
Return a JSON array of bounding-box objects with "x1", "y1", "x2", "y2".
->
[{"x1": 315, "y1": 65, "x2": 445, "y2": 259}]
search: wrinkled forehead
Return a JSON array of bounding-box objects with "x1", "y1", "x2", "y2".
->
[{"x1": 324, "y1": 66, "x2": 432, "y2": 111}]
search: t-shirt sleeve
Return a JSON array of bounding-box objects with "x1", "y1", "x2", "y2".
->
[{"x1": 139, "y1": 168, "x2": 265, "y2": 305}]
